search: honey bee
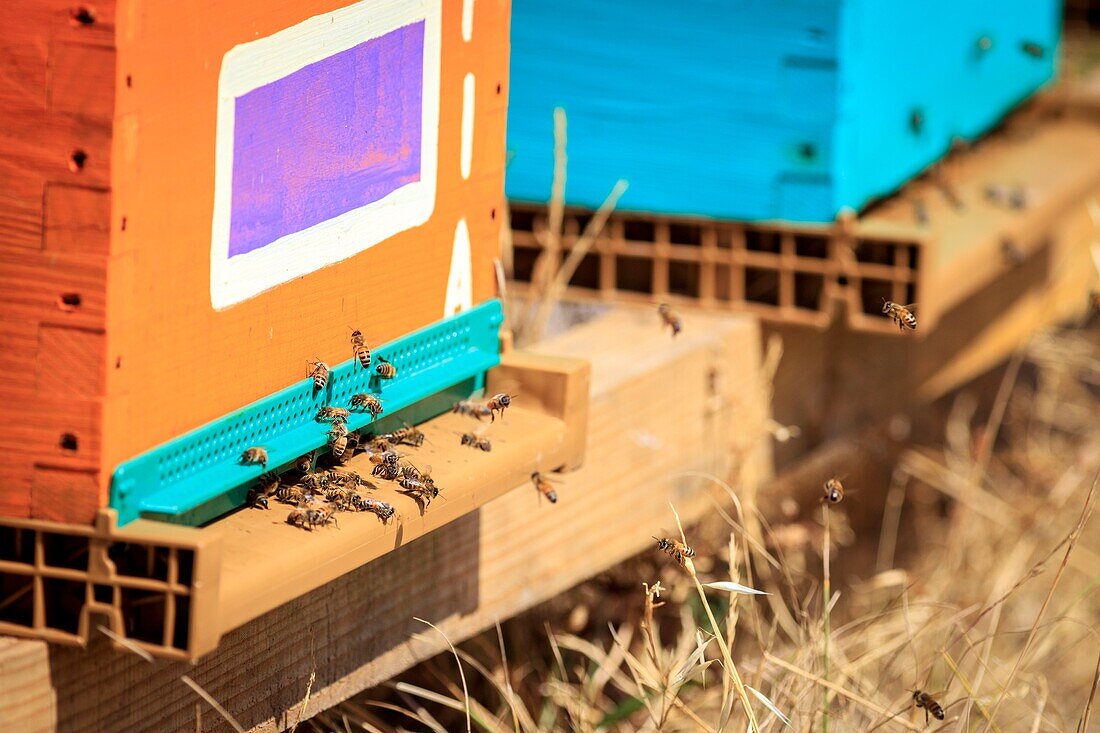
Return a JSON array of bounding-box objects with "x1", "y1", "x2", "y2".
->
[
  {"x1": 360, "y1": 497, "x2": 395, "y2": 523},
  {"x1": 247, "y1": 487, "x2": 270, "y2": 509},
  {"x1": 331, "y1": 469, "x2": 376, "y2": 491},
  {"x1": 240, "y1": 447, "x2": 268, "y2": 467},
  {"x1": 657, "y1": 303, "x2": 682, "y2": 337},
  {"x1": 301, "y1": 471, "x2": 331, "y2": 493},
  {"x1": 329, "y1": 423, "x2": 350, "y2": 459},
  {"x1": 308, "y1": 360, "x2": 330, "y2": 391},
  {"x1": 911, "y1": 690, "x2": 945, "y2": 723},
  {"x1": 369, "y1": 449, "x2": 402, "y2": 480},
  {"x1": 882, "y1": 300, "x2": 917, "y2": 331},
  {"x1": 531, "y1": 471, "x2": 558, "y2": 503},
  {"x1": 316, "y1": 406, "x2": 351, "y2": 423},
  {"x1": 293, "y1": 451, "x2": 315, "y2": 472},
  {"x1": 822, "y1": 478, "x2": 844, "y2": 505},
  {"x1": 654, "y1": 536, "x2": 696, "y2": 566},
  {"x1": 486, "y1": 393, "x2": 514, "y2": 422},
  {"x1": 286, "y1": 506, "x2": 338, "y2": 531},
  {"x1": 248, "y1": 471, "x2": 281, "y2": 508},
  {"x1": 398, "y1": 477, "x2": 440, "y2": 508},
  {"x1": 378, "y1": 424, "x2": 425, "y2": 447},
  {"x1": 374, "y1": 357, "x2": 397, "y2": 379},
  {"x1": 350, "y1": 329, "x2": 371, "y2": 370},
  {"x1": 274, "y1": 483, "x2": 308, "y2": 505},
  {"x1": 453, "y1": 399, "x2": 493, "y2": 421},
  {"x1": 461, "y1": 433, "x2": 492, "y2": 452},
  {"x1": 350, "y1": 393, "x2": 384, "y2": 418}
]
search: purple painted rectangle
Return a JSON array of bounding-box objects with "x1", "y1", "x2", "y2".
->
[{"x1": 228, "y1": 21, "x2": 425, "y2": 258}]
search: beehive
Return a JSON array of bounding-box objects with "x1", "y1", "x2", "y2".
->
[
  {"x1": 505, "y1": 0, "x2": 1059, "y2": 222},
  {"x1": 0, "y1": 0, "x2": 511, "y2": 526}
]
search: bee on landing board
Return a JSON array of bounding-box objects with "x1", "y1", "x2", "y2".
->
[
  {"x1": 654, "y1": 536, "x2": 696, "y2": 566},
  {"x1": 378, "y1": 424, "x2": 425, "y2": 447},
  {"x1": 531, "y1": 471, "x2": 558, "y2": 503},
  {"x1": 350, "y1": 329, "x2": 371, "y2": 370},
  {"x1": 360, "y1": 497, "x2": 395, "y2": 523},
  {"x1": 248, "y1": 471, "x2": 281, "y2": 509},
  {"x1": 286, "y1": 506, "x2": 337, "y2": 531},
  {"x1": 369, "y1": 449, "x2": 401, "y2": 480},
  {"x1": 274, "y1": 483, "x2": 309, "y2": 506},
  {"x1": 453, "y1": 399, "x2": 493, "y2": 421},
  {"x1": 316, "y1": 406, "x2": 351, "y2": 423},
  {"x1": 308, "y1": 360, "x2": 330, "y2": 391},
  {"x1": 882, "y1": 300, "x2": 917, "y2": 331},
  {"x1": 486, "y1": 393, "x2": 515, "y2": 422},
  {"x1": 240, "y1": 447, "x2": 268, "y2": 468},
  {"x1": 374, "y1": 357, "x2": 397, "y2": 379},
  {"x1": 293, "y1": 451, "x2": 315, "y2": 472},
  {"x1": 911, "y1": 690, "x2": 945, "y2": 723},
  {"x1": 822, "y1": 478, "x2": 845, "y2": 505},
  {"x1": 398, "y1": 465, "x2": 439, "y2": 508},
  {"x1": 350, "y1": 393, "x2": 383, "y2": 418},
  {"x1": 461, "y1": 432, "x2": 492, "y2": 452},
  {"x1": 328, "y1": 423, "x2": 350, "y2": 459},
  {"x1": 657, "y1": 303, "x2": 682, "y2": 337}
]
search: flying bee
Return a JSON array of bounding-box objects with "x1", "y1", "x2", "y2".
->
[
  {"x1": 822, "y1": 478, "x2": 844, "y2": 505},
  {"x1": 453, "y1": 399, "x2": 492, "y2": 421},
  {"x1": 329, "y1": 423, "x2": 350, "y2": 459},
  {"x1": 350, "y1": 329, "x2": 371, "y2": 370},
  {"x1": 379, "y1": 424, "x2": 425, "y2": 447},
  {"x1": 350, "y1": 393, "x2": 383, "y2": 418},
  {"x1": 293, "y1": 451, "x2": 315, "y2": 472},
  {"x1": 911, "y1": 690, "x2": 945, "y2": 723},
  {"x1": 461, "y1": 433, "x2": 492, "y2": 452},
  {"x1": 240, "y1": 447, "x2": 268, "y2": 468},
  {"x1": 654, "y1": 536, "x2": 696, "y2": 566},
  {"x1": 308, "y1": 360, "x2": 330, "y2": 391},
  {"x1": 486, "y1": 393, "x2": 515, "y2": 422},
  {"x1": 882, "y1": 300, "x2": 917, "y2": 331},
  {"x1": 316, "y1": 406, "x2": 351, "y2": 423},
  {"x1": 374, "y1": 357, "x2": 397, "y2": 379},
  {"x1": 286, "y1": 506, "x2": 337, "y2": 531},
  {"x1": 657, "y1": 302, "x2": 682, "y2": 337},
  {"x1": 531, "y1": 471, "x2": 558, "y2": 503}
]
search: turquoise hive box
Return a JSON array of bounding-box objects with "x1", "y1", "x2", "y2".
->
[{"x1": 505, "y1": 0, "x2": 1060, "y2": 223}]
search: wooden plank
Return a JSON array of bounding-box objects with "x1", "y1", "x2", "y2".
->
[
  {"x1": 6, "y1": 306, "x2": 766, "y2": 732},
  {"x1": 0, "y1": 639, "x2": 56, "y2": 733}
]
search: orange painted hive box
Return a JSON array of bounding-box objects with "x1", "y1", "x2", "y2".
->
[{"x1": 0, "y1": 0, "x2": 510, "y2": 525}]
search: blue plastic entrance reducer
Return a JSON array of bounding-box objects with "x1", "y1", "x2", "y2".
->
[{"x1": 109, "y1": 300, "x2": 504, "y2": 527}]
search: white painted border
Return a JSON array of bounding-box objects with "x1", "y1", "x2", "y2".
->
[
  {"x1": 210, "y1": 0, "x2": 442, "y2": 310},
  {"x1": 460, "y1": 72, "x2": 474, "y2": 180}
]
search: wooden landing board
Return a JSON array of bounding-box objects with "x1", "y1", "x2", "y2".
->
[{"x1": 0, "y1": 307, "x2": 767, "y2": 732}]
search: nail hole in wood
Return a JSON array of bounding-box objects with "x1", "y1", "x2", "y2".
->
[
  {"x1": 120, "y1": 216, "x2": 127, "y2": 231},
  {"x1": 495, "y1": 82, "x2": 502, "y2": 95},
  {"x1": 490, "y1": 207, "x2": 496, "y2": 220},
  {"x1": 60, "y1": 434, "x2": 79, "y2": 451},
  {"x1": 58, "y1": 293, "x2": 82, "y2": 311},
  {"x1": 126, "y1": 74, "x2": 133, "y2": 88},
  {"x1": 69, "y1": 150, "x2": 88, "y2": 173},
  {"x1": 70, "y1": 6, "x2": 96, "y2": 25}
]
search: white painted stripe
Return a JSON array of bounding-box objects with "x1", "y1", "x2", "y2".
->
[
  {"x1": 210, "y1": 0, "x2": 443, "y2": 309},
  {"x1": 461, "y1": 0, "x2": 474, "y2": 41},
  {"x1": 460, "y1": 72, "x2": 474, "y2": 180},
  {"x1": 444, "y1": 218, "x2": 473, "y2": 316}
]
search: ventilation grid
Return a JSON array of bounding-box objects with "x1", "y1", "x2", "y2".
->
[
  {"x1": 0, "y1": 520, "x2": 198, "y2": 660},
  {"x1": 509, "y1": 205, "x2": 921, "y2": 333},
  {"x1": 110, "y1": 299, "x2": 504, "y2": 526}
]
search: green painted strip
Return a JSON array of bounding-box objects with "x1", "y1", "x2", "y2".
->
[{"x1": 109, "y1": 300, "x2": 503, "y2": 526}]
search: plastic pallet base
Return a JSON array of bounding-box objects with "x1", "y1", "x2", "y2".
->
[{"x1": 110, "y1": 300, "x2": 504, "y2": 527}]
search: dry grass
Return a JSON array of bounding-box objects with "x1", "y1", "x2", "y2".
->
[{"x1": 299, "y1": 323, "x2": 1100, "y2": 733}]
